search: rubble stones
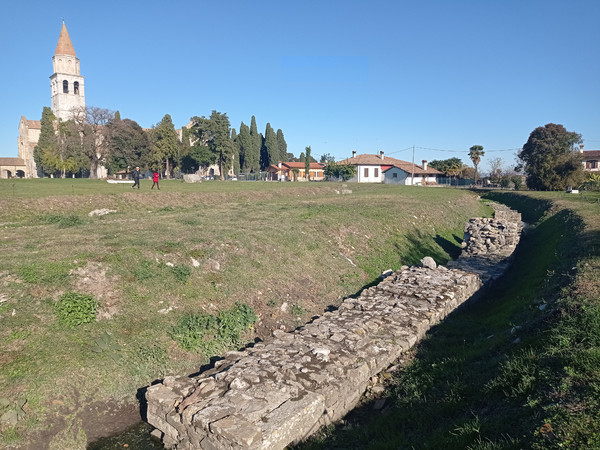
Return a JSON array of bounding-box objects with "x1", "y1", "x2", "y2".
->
[{"x1": 146, "y1": 202, "x2": 521, "y2": 450}]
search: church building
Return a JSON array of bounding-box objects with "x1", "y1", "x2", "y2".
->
[{"x1": 0, "y1": 21, "x2": 86, "y2": 178}]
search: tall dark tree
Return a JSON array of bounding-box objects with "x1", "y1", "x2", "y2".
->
[
  {"x1": 249, "y1": 116, "x2": 261, "y2": 172},
  {"x1": 276, "y1": 129, "x2": 287, "y2": 162},
  {"x1": 230, "y1": 128, "x2": 240, "y2": 175},
  {"x1": 71, "y1": 106, "x2": 114, "y2": 179},
  {"x1": 237, "y1": 122, "x2": 253, "y2": 172},
  {"x1": 34, "y1": 107, "x2": 58, "y2": 176},
  {"x1": 114, "y1": 110, "x2": 121, "y2": 121},
  {"x1": 305, "y1": 146, "x2": 312, "y2": 181},
  {"x1": 468, "y1": 145, "x2": 485, "y2": 185},
  {"x1": 519, "y1": 123, "x2": 583, "y2": 190},
  {"x1": 106, "y1": 118, "x2": 151, "y2": 173},
  {"x1": 149, "y1": 114, "x2": 181, "y2": 178},
  {"x1": 263, "y1": 123, "x2": 279, "y2": 168}
]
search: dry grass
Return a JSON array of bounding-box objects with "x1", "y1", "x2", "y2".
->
[{"x1": 0, "y1": 179, "x2": 487, "y2": 446}]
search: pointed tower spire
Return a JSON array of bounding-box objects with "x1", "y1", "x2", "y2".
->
[{"x1": 55, "y1": 21, "x2": 77, "y2": 57}]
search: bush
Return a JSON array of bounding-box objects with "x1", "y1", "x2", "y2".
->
[
  {"x1": 55, "y1": 292, "x2": 98, "y2": 328},
  {"x1": 171, "y1": 264, "x2": 191, "y2": 282},
  {"x1": 169, "y1": 313, "x2": 218, "y2": 352},
  {"x1": 170, "y1": 303, "x2": 257, "y2": 352}
]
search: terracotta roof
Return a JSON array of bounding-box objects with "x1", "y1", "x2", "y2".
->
[
  {"x1": 339, "y1": 153, "x2": 442, "y2": 174},
  {"x1": 0, "y1": 158, "x2": 25, "y2": 166},
  {"x1": 582, "y1": 150, "x2": 600, "y2": 159},
  {"x1": 55, "y1": 22, "x2": 77, "y2": 57},
  {"x1": 27, "y1": 120, "x2": 41, "y2": 129},
  {"x1": 337, "y1": 153, "x2": 411, "y2": 166},
  {"x1": 282, "y1": 162, "x2": 324, "y2": 170}
]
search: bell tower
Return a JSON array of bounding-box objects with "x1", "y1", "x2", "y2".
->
[{"x1": 50, "y1": 21, "x2": 85, "y2": 121}]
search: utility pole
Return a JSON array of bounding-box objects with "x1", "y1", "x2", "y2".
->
[{"x1": 411, "y1": 145, "x2": 415, "y2": 185}]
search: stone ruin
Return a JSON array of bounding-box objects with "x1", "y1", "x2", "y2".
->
[{"x1": 145, "y1": 203, "x2": 522, "y2": 449}]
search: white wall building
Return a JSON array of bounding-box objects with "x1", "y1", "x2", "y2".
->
[{"x1": 337, "y1": 151, "x2": 442, "y2": 185}]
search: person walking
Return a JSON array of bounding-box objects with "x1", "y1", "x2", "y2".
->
[
  {"x1": 132, "y1": 167, "x2": 141, "y2": 189},
  {"x1": 152, "y1": 170, "x2": 160, "y2": 190}
]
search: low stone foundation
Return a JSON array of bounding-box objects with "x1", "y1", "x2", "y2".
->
[{"x1": 146, "y1": 203, "x2": 521, "y2": 449}]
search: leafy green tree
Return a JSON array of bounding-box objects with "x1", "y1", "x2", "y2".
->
[
  {"x1": 106, "y1": 118, "x2": 151, "y2": 173},
  {"x1": 468, "y1": 145, "x2": 485, "y2": 185},
  {"x1": 34, "y1": 107, "x2": 58, "y2": 176},
  {"x1": 305, "y1": 146, "x2": 312, "y2": 181},
  {"x1": 429, "y1": 157, "x2": 464, "y2": 183},
  {"x1": 324, "y1": 162, "x2": 356, "y2": 181},
  {"x1": 190, "y1": 111, "x2": 234, "y2": 180},
  {"x1": 276, "y1": 129, "x2": 287, "y2": 162},
  {"x1": 518, "y1": 123, "x2": 584, "y2": 190},
  {"x1": 320, "y1": 153, "x2": 335, "y2": 163},
  {"x1": 149, "y1": 114, "x2": 181, "y2": 178},
  {"x1": 114, "y1": 110, "x2": 121, "y2": 121}
]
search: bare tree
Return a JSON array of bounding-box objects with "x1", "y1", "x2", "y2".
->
[
  {"x1": 71, "y1": 106, "x2": 114, "y2": 179},
  {"x1": 488, "y1": 157, "x2": 504, "y2": 185}
]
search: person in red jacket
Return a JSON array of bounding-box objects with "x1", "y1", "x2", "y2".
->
[{"x1": 151, "y1": 171, "x2": 160, "y2": 190}]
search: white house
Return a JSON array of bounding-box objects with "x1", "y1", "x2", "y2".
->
[
  {"x1": 337, "y1": 151, "x2": 442, "y2": 185},
  {"x1": 580, "y1": 145, "x2": 600, "y2": 173}
]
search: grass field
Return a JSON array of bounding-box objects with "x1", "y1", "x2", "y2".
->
[
  {"x1": 297, "y1": 190, "x2": 600, "y2": 450},
  {"x1": 0, "y1": 179, "x2": 489, "y2": 447}
]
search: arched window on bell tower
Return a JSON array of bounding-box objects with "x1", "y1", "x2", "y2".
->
[
  {"x1": 74, "y1": 81, "x2": 79, "y2": 95},
  {"x1": 63, "y1": 80, "x2": 69, "y2": 93}
]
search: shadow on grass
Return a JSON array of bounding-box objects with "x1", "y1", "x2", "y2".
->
[{"x1": 295, "y1": 195, "x2": 590, "y2": 449}]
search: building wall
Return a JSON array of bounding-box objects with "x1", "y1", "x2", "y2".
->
[
  {"x1": 17, "y1": 118, "x2": 40, "y2": 178},
  {"x1": 356, "y1": 164, "x2": 383, "y2": 183}
]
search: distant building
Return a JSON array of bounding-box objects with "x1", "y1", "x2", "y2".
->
[
  {"x1": 580, "y1": 145, "x2": 600, "y2": 173},
  {"x1": 337, "y1": 151, "x2": 442, "y2": 185},
  {"x1": 0, "y1": 21, "x2": 90, "y2": 179},
  {"x1": 265, "y1": 161, "x2": 325, "y2": 181}
]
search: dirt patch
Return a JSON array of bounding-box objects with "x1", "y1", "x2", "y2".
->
[
  {"x1": 11, "y1": 399, "x2": 142, "y2": 450},
  {"x1": 71, "y1": 262, "x2": 121, "y2": 320}
]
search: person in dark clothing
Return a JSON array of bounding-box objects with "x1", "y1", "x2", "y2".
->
[
  {"x1": 152, "y1": 171, "x2": 160, "y2": 190},
  {"x1": 132, "y1": 167, "x2": 141, "y2": 189}
]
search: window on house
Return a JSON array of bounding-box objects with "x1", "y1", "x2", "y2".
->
[
  {"x1": 374, "y1": 168, "x2": 379, "y2": 177},
  {"x1": 63, "y1": 80, "x2": 68, "y2": 93},
  {"x1": 74, "y1": 81, "x2": 79, "y2": 95},
  {"x1": 393, "y1": 172, "x2": 398, "y2": 178},
  {"x1": 364, "y1": 168, "x2": 369, "y2": 177}
]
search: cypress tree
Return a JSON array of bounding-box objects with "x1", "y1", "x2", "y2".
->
[
  {"x1": 249, "y1": 116, "x2": 261, "y2": 172},
  {"x1": 263, "y1": 123, "x2": 278, "y2": 168},
  {"x1": 34, "y1": 107, "x2": 58, "y2": 176},
  {"x1": 231, "y1": 128, "x2": 240, "y2": 175},
  {"x1": 305, "y1": 146, "x2": 312, "y2": 181},
  {"x1": 276, "y1": 129, "x2": 287, "y2": 162},
  {"x1": 237, "y1": 122, "x2": 252, "y2": 172}
]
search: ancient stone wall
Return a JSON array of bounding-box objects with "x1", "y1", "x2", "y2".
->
[{"x1": 146, "y1": 203, "x2": 521, "y2": 450}]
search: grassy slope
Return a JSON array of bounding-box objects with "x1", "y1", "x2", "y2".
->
[
  {"x1": 298, "y1": 191, "x2": 600, "y2": 450},
  {"x1": 0, "y1": 180, "x2": 488, "y2": 447}
]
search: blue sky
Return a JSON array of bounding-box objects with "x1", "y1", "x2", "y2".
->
[{"x1": 1, "y1": 0, "x2": 599, "y2": 173}]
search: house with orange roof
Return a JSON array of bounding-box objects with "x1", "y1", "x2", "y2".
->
[
  {"x1": 265, "y1": 161, "x2": 325, "y2": 181},
  {"x1": 337, "y1": 151, "x2": 442, "y2": 185}
]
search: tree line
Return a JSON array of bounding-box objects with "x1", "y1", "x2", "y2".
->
[{"x1": 33, "y1": 107, "x2": 293, "y2": 180}]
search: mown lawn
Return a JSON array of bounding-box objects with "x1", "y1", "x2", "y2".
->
[
  {"x1": 0, "y1": 179, "x2": 488, "y2": 447},
  {"x1": 297, "y1": 190, "x2": 600, "y2": 450}
]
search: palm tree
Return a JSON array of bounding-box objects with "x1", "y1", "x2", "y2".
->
[{"x1": 468, "y1": 145, "x2": 485, "y2": 185}]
